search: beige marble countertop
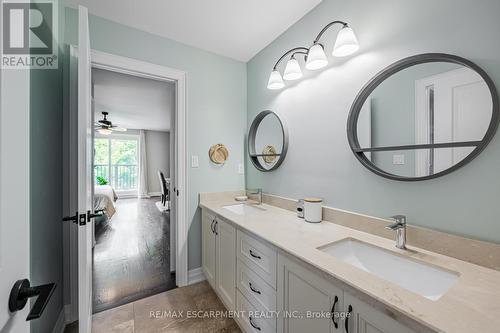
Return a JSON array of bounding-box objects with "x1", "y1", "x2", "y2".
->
[{"x1": 199, "y1": 195, "x2": 500, "y2": 333}]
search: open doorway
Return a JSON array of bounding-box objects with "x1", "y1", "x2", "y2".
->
[
  {"x1": 67, "y1": 48, "x2": 188, "y2": 328},
  {"x1": 90, "y1": 68, "x2": 177, "y2": 312}
]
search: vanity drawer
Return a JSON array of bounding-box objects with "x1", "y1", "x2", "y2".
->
[
  {"x1": 236, "y1": 291, "x2": 275, "y2": 333},
  {"x1": 237, "y1": 231, "x2": 277, "y2": 289},
  {"x1": 237, "y1": 259, "x2": 276, "y2": 317}
]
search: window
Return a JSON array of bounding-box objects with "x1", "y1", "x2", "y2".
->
[{"x1": 94, "y1": 137, "x2": 139, "y2": 191}]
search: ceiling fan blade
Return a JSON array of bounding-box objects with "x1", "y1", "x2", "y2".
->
[{"x1": 112, "y1": 127, "x2": 127, "y2": 132}]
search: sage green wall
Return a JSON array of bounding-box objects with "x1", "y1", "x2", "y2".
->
[
  {"x1": 246, "y1": 0, "x2": 500, "y2": 243},
  {"x1": 63, "y1": 8, "x2": 247, "y2": 270},
  {"x1": 30, "y1": 2, "x2": 65, "y2": 332}
]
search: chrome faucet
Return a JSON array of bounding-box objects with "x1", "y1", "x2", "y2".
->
[
  {"x1": 246, "y1": 188, "x2": 262, "y2": 205},
  {"x1": 385, "y1": 215, "x2": 407, "y2": 249}
]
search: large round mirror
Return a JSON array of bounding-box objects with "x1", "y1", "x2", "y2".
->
[
  {"x1": 348, "y1": 53, "x2": 499, "y2": 181},
  {"x1": 248, "y1": 110, "x2": 288, "y2": 171}
]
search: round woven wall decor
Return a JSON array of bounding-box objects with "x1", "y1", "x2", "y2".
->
[
  {"x1": 262, "y1": 145, "x2": 277, "y2": 164},
  {"x1": 209, "y1": 144, "x2": 229, "y2": 164}
]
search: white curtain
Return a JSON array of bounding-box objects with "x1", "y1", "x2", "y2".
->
[{"x1": 138, "y1": 130, "x2": 149, "y2": 198}]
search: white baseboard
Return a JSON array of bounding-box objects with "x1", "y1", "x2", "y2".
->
[
  {"x1": 64, "y1": 304, "x2": 77, "y2": 325},
  {"x1": 52, "y1": 308, "x2": 66, "y2": 333},
  {"x1": 188, "y1": 267, "x2": 206, "y2": 285},
  {"x1": 148, "y1": 191, "x2": 161, "y2": 197}
]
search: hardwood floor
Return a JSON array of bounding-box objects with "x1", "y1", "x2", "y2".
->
[{"x1": 92, "y1": 197, "x2": 176, "y2": 313}]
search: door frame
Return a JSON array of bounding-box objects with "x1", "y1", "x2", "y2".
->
[{"x1": 67, "y1": 48, "x2": 189, "y2": 319}]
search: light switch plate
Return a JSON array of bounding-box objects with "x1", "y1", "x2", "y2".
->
[
  {"x1": 191, "y1": 155, "x2": 199, "y2": 168},
  {"x1": 238, "y1": 163, "x2": 244, "y2": 174},
  {"x1": 393, "y1": 154, "x2": 405, "y2": 165}
]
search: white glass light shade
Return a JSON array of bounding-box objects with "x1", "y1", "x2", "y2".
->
[
  {"x1": 283, "y1": 58, "x2": 303, "y2": 81},
  {"x1": 97, "y1": 128, "x2": 112, "y2": 135},
  {"x1": 332, "y1": 26, "x2": 359, "y2": 57},
  {"x1": 306, "y1": 44, "x2": 328, "y2": 70},
  {"x1": 267, "y1": 70, "x2": 285, "y2": 90}
]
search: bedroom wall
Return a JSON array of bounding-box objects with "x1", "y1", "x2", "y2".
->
[
  {"x1": 63, "y1": 7, "x2": 247, "y2": 272},
  {"x1": 145, "y1": 130, "x2": 170, "y2": 194},
  {"x1": 246, "y1": 0, "x2": 500, "y2": 243}
]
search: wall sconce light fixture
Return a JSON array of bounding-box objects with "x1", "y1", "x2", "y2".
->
[{"x1": 267, "y1": 21, "x2": 359, "y2": 90}]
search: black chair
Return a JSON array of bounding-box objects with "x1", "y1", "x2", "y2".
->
[{"x1": 157, "y1": 171, "x2": 170, "y2": 208}]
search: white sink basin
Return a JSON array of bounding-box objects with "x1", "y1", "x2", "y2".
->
[
  {"x1": 318, "y1": 238, "x2": 459, "y2": 300},
  {"x1": 222, "y1": 203, "x2": 266, "y2": 215}
]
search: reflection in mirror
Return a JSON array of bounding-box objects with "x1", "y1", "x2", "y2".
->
[
  {"x1": 365, "y1": 147, "x2": 475, "y2": 177},
  {"x1": 248, "y1": 111, "x2": 288, "y2": 172},
  {"x1": 349, "y1": 54, "x2": 499, "y2": 181},
  {"x1": 357, "y1": 63, "x2": 492, "y2": 148}
]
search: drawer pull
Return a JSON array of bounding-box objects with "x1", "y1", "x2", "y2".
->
[
  {"x1": 331, "y1": 295, "x2": 339, "y2": 328},
  {"x1": 249, "y1": 316, "x2": 262, "y2": 331},
  {"x1": 248, "y1": 282, "x2": 261, "y2": 295},
  {"x1": 249, "y1": 250, "x2": 261, "y2": 259},
  {"x1": 345, "y1": 304, "x2": 352, "y2": 333}
]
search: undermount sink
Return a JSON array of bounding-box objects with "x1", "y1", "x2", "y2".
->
[
  {"x1": 318, "y1": 238, "x2": 459, "y2": 300},
  {"x1": 222, "y1": 203, "x2": 266, "y2": 215}
]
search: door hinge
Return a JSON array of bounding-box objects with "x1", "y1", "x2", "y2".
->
[{"x1": 79, "y1": 214, "x2": 87, "y2": 226}]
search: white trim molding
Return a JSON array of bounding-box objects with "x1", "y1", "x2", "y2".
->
[
  {"x1": 66, "y1": 49, "x2": 189, "y2": 322},
  {"x1": 148, "y1": 191, "x2": 162, "y2": 197},
  {"x1": 188, "y1": 267, "x2": 206, "y2": 285},
  {"x1": 52, "y1": 308, "x2": 66, "y2": 333},
  {"x1": 91, "y1": 50, "x2": 189, "y2": 287}
]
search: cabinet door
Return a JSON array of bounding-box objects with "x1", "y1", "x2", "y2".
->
[
  {"x1": 343, "y1": 292, "x2": 416, "y2": 333},
  {"x1": 201, "y1": 210, "x2": 216, "y2": 289},
  {"x1": 277, "y1": 254, "x2": 344, "y2": 333},
  {"x1": 216, "y1": 217, "x2": 236, "y2": 310}
]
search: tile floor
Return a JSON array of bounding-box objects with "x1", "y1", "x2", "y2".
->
[{"x1": 64, "y1": 281, "x2": 241, "y2": 333}]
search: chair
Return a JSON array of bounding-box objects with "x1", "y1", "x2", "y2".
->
[{"x1": 157, "y1": 171, "x2": 170, "y2": 209}]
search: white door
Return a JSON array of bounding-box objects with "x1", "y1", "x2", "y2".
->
[
  {"x1": 0, "y1": 6, "x2": 31, "y2": 331},
  {"x1": 215, "y1": 218, "x2": 236, "y2": 310},
  {"x1": 77, "y1": 5, "x2": 93, "y2": 333},
  {"x1": 415, "y1": 68, "x2": 491, "y2": 176}
]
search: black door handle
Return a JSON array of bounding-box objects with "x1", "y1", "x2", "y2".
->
[
  {"x1": 62, "y1": 211, "x2": 78, "y2": 224},
  {"x1": 9, "y1": 279, "x2": 56, "y2": 321},
  {"x1": 87, "y1": 209, "x2": 104, "y2": 222}
]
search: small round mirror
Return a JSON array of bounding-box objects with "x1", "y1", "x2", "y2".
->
[
  {"x1": 248, "y1": 110, "x2": 289, "y2": 171},
  {"x1": 348, "y1": 53, "x2": 499, "y2": 181}
]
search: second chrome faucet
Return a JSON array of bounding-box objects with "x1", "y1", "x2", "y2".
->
[{"x1": 385, "y1": 215, "x2": 407, "y2": 249}]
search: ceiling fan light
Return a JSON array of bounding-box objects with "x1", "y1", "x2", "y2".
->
[
  {"x1": 267, "y1": 70, "x2": 285, "y2": 90},
  {"x1": 97, "y1": 128, "x2": 112, "y2": 135},
  {"x1": 306, "y1": 44, "x2": 328, "y2": 70},
  {"x1": 283, "y1": 57, "x2": 303, "y2": 81},
  {"x1": 332, "y1": 26, "x2": 359, "y2": 57}
]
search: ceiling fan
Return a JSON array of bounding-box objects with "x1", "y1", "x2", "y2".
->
[{"x1": 94, "y1": 111, "x2": 127, "y2": 135}]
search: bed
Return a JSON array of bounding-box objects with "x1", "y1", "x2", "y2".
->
[{"x1": 94, "y1": 185, "x2": 118, "y2": 221}]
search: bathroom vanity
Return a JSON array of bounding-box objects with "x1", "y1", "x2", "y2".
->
[{"x1": 199, "y1": 193, "x2": 500, "y2": 333}]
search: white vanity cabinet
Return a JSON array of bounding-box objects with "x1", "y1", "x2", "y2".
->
[
  {"x1": 201, "y1": 210, "x2": 236, "y2": 310},
  {"x1": 277, "y1": 254, "x2": 344, "y2": 333},
  {"x1": 343, "y1": 292, "x2": 416, "y2": 333},
  {"x1": 202, "y1": 210, "x2": 217, "y2": 288},
  {"x1": 277, "y1": 253, "x2": 417, "y2": 333},
  {"x1": 201, "y1": 208, "x2": 418, "y2": 333}
]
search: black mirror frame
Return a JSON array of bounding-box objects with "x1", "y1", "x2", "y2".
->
[
  {"x1": 248, "y1": 110, "x2": 289, "y2": 172},
  {"x1": 347, "y1": 53, "x2": 499, "y2": 181}
]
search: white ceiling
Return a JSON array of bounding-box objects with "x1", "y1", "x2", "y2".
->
[
  {"x1": 93, "y1": 68, "x2": 174, "y2": 132},
  {"x1": 63, "y1": 0, "x2": 322, "y2": 61}
]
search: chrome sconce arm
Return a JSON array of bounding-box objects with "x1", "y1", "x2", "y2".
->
[{"x1": 267, "y1": 20, "x2": 359, "y2": 90}]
